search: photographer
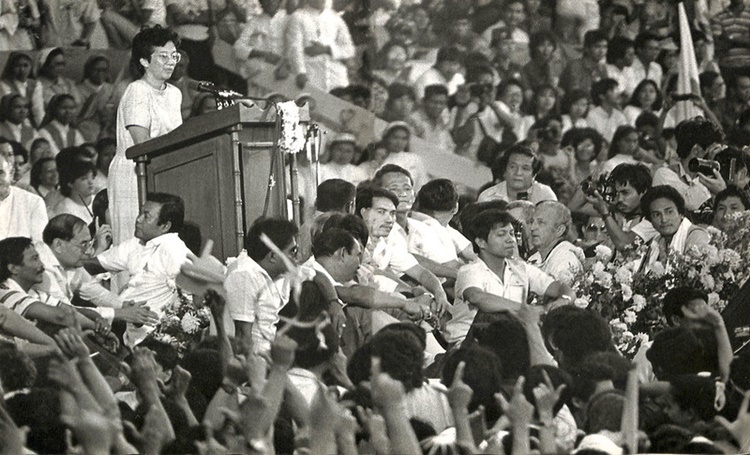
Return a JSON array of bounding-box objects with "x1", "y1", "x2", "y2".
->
[
  {"x1": 652, "y1": 116, "x2": 726, "y2": 212},
  {"x1": 585, "y1": 163, "x2": 657, "y2": 251}
]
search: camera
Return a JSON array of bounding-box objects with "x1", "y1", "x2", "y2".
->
[
  {"x1": 581, "y1": 174, "x2": 615, "y2": 203},
  {"x1": 688, "y1": 158, "x2": 720, "y2": 175}
]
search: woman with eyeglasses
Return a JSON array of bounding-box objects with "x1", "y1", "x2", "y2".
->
[{"x1": 109, "y1": 25, "x2": 183, "y2": 246}]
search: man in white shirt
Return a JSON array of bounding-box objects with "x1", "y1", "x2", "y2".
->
[
  {"x1": 444, "y1": 209, "x2": 574, "y2": 345},
  {"x1": 528, "y1": 201, "x2": 584, "y2": 286},
  {"x1": 356, "y1": 185, "x2": 451, "y2": 317},
  {"x1": 85, "y1": 193, "x2": 191, "y2": 347},
  {"x1": 626, "y1": 32, "x2": 663, "y2": 96},
  {"x1": 586, "y1": 78, "x2": 628, "y2": 142},
  {"x1": 412, "y1": 46, "x2": 466, "y2": 97},
  {"x1": 478, "y1": 144, "x2": 557, "y2": 203},
  {"x1": 35, "y1": 214, "x2": 159, "y2": 327},
  {"x1": 409, "y1": 84, "x2": 456, "y2": 154},
  {"x1": 224, "y1": 217, "x2": 298, "y2": 354},
  {"x1": 0, "y1": 153, "x2": 47, "y2": 243},
  {"x1": 286, "y1": 0, "x2": 355, "y2": 92}
]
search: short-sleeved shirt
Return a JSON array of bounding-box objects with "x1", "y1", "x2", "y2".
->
[
  {"x1": 0, "y1": 278, "x2": 61, "y2": 317},
  {"x1": 97, "y1": 232, "x2": 190, "y2": 346},
  {"x1": 0, "y1": 186, "x2": 47, "y2": 243},
  {"x1": 477, "y1": 181, "x2": 557, "y2": 204},
  {"x1": 652, "y1": 164, "x2": 712, "y2": 212},
  {"x1": 225, "y1": 251, "x2": 289, "y2": 354},
  {"x1": 444, "y1": 258, "x2": 554, "y2": 344},
  {"x1": 408, "y1": 216, "x2": 471, "y2": 264}
]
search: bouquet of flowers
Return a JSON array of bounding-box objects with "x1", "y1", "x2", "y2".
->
[
  {"x1": 573, "y1": 230, "x2": 750, "y2": 357},
  {"x1": 718, "y1": 210, "x2": 750, "y2": 260},
  {"x1": 150, "y1": 289, "x2": 212, "y2": 357}
]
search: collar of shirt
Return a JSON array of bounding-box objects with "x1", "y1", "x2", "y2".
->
[
  {"x1": 50, "y1": 119, "x2": 69, "y2": 135},
  {"x1": 309, "y1": 258, "x2": 342, "y2": 287},
  {"x1": 676, "y1": 162, "x2": 699, "y2": 185},
  {"x1": 141, "y1": 232, "x2": 180, "y2": 248},
  {"x1": 1, "y1": 278, "x2": 23, "y2": 292}
]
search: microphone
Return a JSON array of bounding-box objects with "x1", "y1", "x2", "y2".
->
[{"x1": 188, "y1": 80, "x2": 244, "y2": 99}]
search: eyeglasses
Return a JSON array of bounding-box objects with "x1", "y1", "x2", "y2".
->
[
  {"x1": 585, "y1": 224, "x2": 606, "y2": 232},
  {"x1": 153, "y1": 52, "x2": 181, "y2": 64},
  {"x1": 68, "y1": 239, "x2": 94, "y2": 252}
]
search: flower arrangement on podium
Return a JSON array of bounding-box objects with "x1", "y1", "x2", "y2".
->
[
  {"x1": 276, "y1": 101, "x2": 306, "y2": 155},
  {"x1": 150, "y1": 289, "x2": 212, "y2": 357},
  {"x1": 573, "y1": 229, "x2": 750, "y2": 357}
]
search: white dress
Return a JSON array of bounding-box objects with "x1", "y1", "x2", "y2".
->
[{"x1": 109, "y1": 80, "x2": 182, "y2": 245}]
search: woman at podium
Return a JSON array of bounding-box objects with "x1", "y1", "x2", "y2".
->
[{"x1": 109, "y1": 26, "x2": 183, "y2": 246}]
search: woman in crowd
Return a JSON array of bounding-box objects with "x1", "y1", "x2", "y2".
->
[
  {"x1": 76, "y1": 55, "x2": 117, "y2": 143},
  {"x1": 560, "y1": 89, "x2": 590, "y2": 133},
  {"x1": 0, "y1": 94, "x2": 38, "y2": 149},
  {"x1": 516, "y1": 84, "x2": 559, "y2": 140},
  {"x1": 28, "y1": 155, "x2": 57, "y2": 199},
  {"x1": 624, "y1": 79, "x2": 662, "y2": 126},
  {"x1": 370, "y1": 42, "x2": 412, "y2": 116},
  {"x1": 109, "y1": 25, "x2": 183, "y2": 245},
  {"x1": 598, "y1": 125, "x2": 641, "y2": 175},
  {"x1": 36, "y1": 48, "x2": 83, "y2": 107},
  {"x1": 36, "y1": 94, "x2": 85, "y2": 156},
  {"x1": 49, "y1": 158, "x2": 97, "y2": 224},
  {"x1": 561, "y1": 127, "x2": 603, "y2": 187},
  {"x1": 521, "y1": 30, "x2": 562, "y2": 101},
  {"x1": 0, "y1": 52, "x2": 44, "y2": 127}
]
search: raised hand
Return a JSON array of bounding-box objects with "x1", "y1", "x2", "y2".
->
[
  {"x1": 162, "y1": 365, "x2": 192, "y2": 400},
  {"x1": 54, "y1": 328, "x2": 90, "y2": 360},
  {"x1": 446, "y1": 361, "x2": 473, "y2": 411},
  {"x1": 270, "y1": 335, "x2": 297, "y2": 370},
  {"x1": 716, "y1": 391, "x2": 750, "y2": 452},
  {"x1": 496, "y1": 377, "x2": 534, "y2": 427},
  {"x1": 129, "y1": 347, "x2": 159, "y2": 390},
  {"x1": 532, "y1": 370, "x2": 566, "y2": 424},
  {"x1": 370, "y1": 358, "x2": 406, "y2": 410}
]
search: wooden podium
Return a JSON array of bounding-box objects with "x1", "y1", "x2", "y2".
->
[{"x1": 126, "y1": 103, "x2": 309, "y2": 261}]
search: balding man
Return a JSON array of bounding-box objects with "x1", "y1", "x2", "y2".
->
[
  {"x1": 0, "y1": 151, "x2": 48, "y2": 243},
  {"x1": 528, "y1": 201, "x2": 584, "y2": 285}
]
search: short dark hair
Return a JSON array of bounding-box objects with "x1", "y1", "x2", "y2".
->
[
  {"x1": 58, "y1": 159, "x2": 95, "y2": 197},
  {"x1": 370, "y1": 328, "x2": 425, "y2": 392},
  {"x1": 641, "y1": 185, "x2": 686, "y2": 221},
  {"x1": 491, "y1": 143, "x2": 541, "y2": 181},
  {"x1": 244, "y1": 217, "x2": 298, "y2": 261},
  {"x1": 474, "y1": 312, "x2": 530, "y2": 381},
  {"x1": 436, "y1": 46, "x2": 463, "y2": 64},
  {"x1": 675, "y1": 117, "x2": 724, "y2": 159},
  {"x1": 561, "y1": 127, "x2": 604, "y2": 161},
  {"x1": 647, "y1": 326, "x2": 710, "y2": 380},
  {"x1": 423, "y1": 84, "x2": 449, "y2": 100},
  {"x1": 467, "y1": 209, "x2": 516, "y2": 253},
  {"x1": 561, "y1": 89, "x2": 589, "y2": 115},
  {"x1": 130, "y1": 25, "x2": 181, "y2": 77},
  {"x1": 355, "y1": 185, "x2": 399, "y2": 217},
  {"x1": 663, "y1": 287, "x2": 708, "y2": 326},
  {"x1": 609, "y1": 163, "x2": 652, "y2": 194},
  {"x1": 699, "y1": 71, "x2": 721, "y2": 94},
  {"x1": 591, "y1": 78, "x2": 618, "y2": 106},
  {"x1": 606, "y1": 36, "x2": 635, "y2": 64},
  {"x1": 43, "y1": 214, "x2": 87, "y2": 245},
  {"x1": 714, "y1": 185, "x2": 750, "y2": 212},
  {"x1": 320, "y1": 213, "x2": 368, "y2": 246},
  {"x1": 0, "y1": 237, "x2": 32, "y2": 282},
  {"x1": 147, "y1": 192, "x2": 185, "y2": 233},
  {"x1": 311, "y1": 227, "x2": 357, "y2": 258},
  {"x1": 416, "y1": 178, "x2": 458, "y2": 213},
  {"x1": 551, "y1": 309, "x2": 614, "y2": 369},
  {"x1": 442, "y1": 344, "x2": 503, "y2": 425},
  {"x1": 635, "y1": 31, "x2": 660, "y2": 50},
  {"x1": 372, "y1": 163, "x2": 413, "y2": 187},
  {"x1": 287, "y1": 320, "x2": 339, "y2": 368},
  {"x1": 583, "y1": 29, "x2": 608, "y2": 49},
  {"x1": 715, "y1": 146, "x2": 750, "y2": 182},
  {"x1": 316, "y1": 178, "x2": 356, "y2": 212},
  {"x1": 529, "y1": 31, "x2": 557, "y2": 60}
]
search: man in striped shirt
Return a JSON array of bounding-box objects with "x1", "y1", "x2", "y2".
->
[
  {"x1": 0, "y1": 236, "x2": 101, "y2": 332},
  {"x1": 712, "y1": 0, "x2": 750, "y2": 83}
]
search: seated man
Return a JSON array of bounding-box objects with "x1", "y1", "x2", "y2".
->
[
  {"x1": 356, "y1": 186, "x2": 450, "y2": 317},
  {"x1": 0, "y1": 236, "x2": 103, "y2": 333},
  {"x1": 372, "y1": 165, "x2": 460, "y2": 281},
  {"x1": 528, "y1": 201, "x2": 584, "y2": 285},
  {"x1": 85, "y1": 193, "x2": 191, "y2": 347},
  {"x1": 410, "y1": 178, "x2": 477, "y2": 267},
  {"x1": 298, "y1": 178, "x2": 356, "y2": 263},
  {"x1": 478, "y1": 143, "x2": 557, "y2": 203},
  {"x1": 0, "y1": 152, "x2": 48, "y2": 242},
  {"x1": 35, "y1": 214, "x2": 159, "y2": 327},
  {"x1": 638, "y1": 185, "x2": 710, "y2": 271},
  {"x1": 225, "y1": 217, "x2": 299, "y2": 354},
  {"x1": 445, "y1": 209, "x2": 574, "y2": 345}
]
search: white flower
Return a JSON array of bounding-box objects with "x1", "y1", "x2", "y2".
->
[
  {"x1": 623, "y1": 309, "x2": 637, "y2": 325},
  {"x1": 707, "y1": 292, "x2": 721, "y2": 308},
  {"x1": 700, "y1": 273, "x2": 716, "y2": 291},
  {"x1": 181, "y1": 313, "x2": 201, "y2": 334},
  {"x1": 615, "y1": 266, "x2": 633, "y2": 286},
  {"x1": 610, "y1": 320, "x2": 627, "y2": 334},
  {"x1": 632, "y1": 294, "x2": 647, "y2": 312},
  {"x1": 595, "y1": 245, "x2": 613, "y2": 262},
  {"x1": 621, "y1": 284, "x2": 633, "y2": 302},
  {"x1": 574, "y1": 296, "x2": 590, "y2": 308}
]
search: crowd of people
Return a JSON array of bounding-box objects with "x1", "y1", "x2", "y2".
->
[{"x1": 2, "y1": 0, "x2": 750, "y2": 454}]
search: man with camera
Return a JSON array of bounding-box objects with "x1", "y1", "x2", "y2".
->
[
  {"x1": 652, "y1": 117, "x2": 726, "y2": 212},
  {"x1": 585, "y1": 163, "x2": 658, "y2": 251}
]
